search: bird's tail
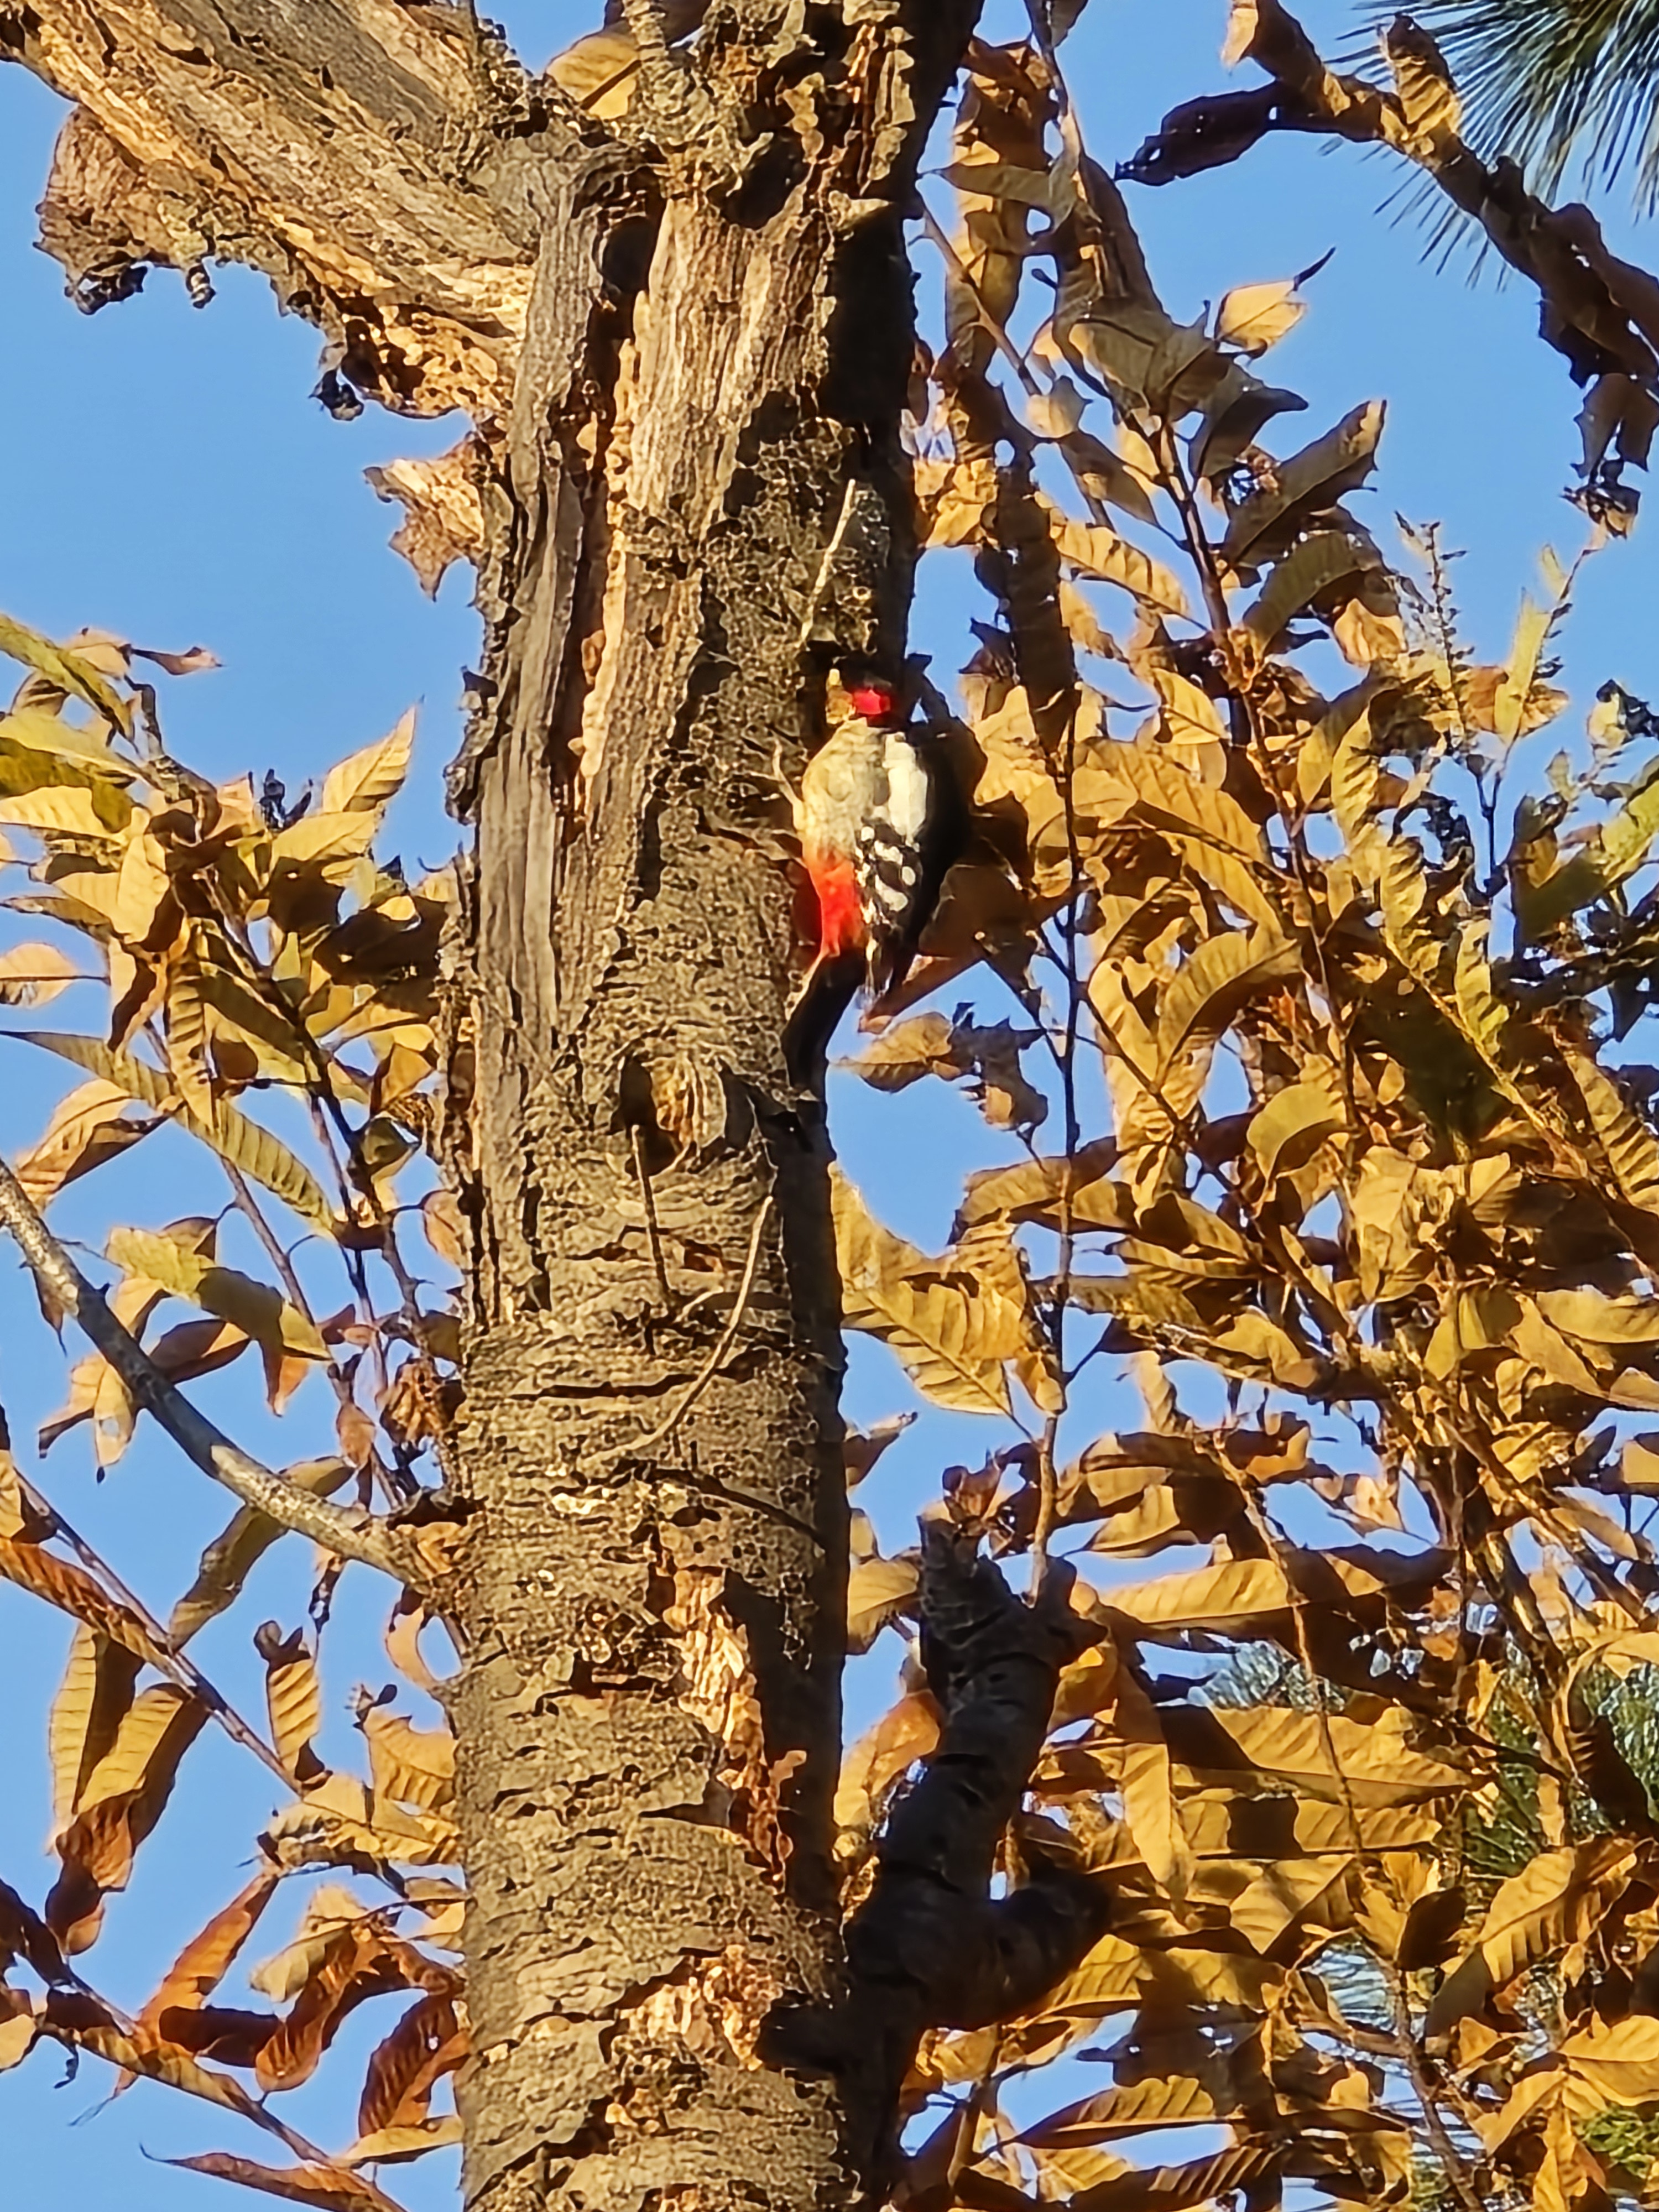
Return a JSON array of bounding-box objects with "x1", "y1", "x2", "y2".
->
[{"x1": 783, "y1": 951, "x2": 865, "y2": 1088}]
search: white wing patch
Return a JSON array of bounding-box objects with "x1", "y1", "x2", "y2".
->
[
  {"x1": 853, "y1": 735, "x2": 930, "y2": 938},
  {"x1": 881, "y1": 734, "x2": 930, "y2": 844}
]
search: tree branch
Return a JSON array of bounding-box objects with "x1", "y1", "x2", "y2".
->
[
  {"x1": 764, "y1": 1522, "x2": 1112, "y2": 2202},
  {"x1": 0, "y1": 1154, "x2": 422, "y2": 1588},
  {"x1": 1118, "y1": 1, "x2": 1659, "y2": 524},
  {"x1": 2, "y1": 0, "x2": 571, "y2": 414}
]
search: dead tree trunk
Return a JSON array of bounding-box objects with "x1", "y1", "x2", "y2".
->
[{"x1": 3, "y1": 4, "x2": 981, "y2": 2203}]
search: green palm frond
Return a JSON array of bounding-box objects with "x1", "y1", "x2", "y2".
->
[{"x1": 1354, "y1": 0, "x2": 1659, "y2": 210}]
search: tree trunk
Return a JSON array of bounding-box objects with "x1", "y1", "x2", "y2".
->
[
  {"x1": 4, "y1": 4, "x2": 980, "y2": 2202},
  {"x1": 445, "y1": 25, "x2": 980, "y2": 2196}
]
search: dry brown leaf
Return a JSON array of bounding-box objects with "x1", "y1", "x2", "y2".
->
[
  {"x1": 354, "y1": 1991, "x2": 464, "y2": 2139},
  {"x1": 47, "y1": 1687, "x2": 208, "y2": 1950},
  {"x1": 258, "y1": 1625, "x2": 325, "y2": 1788},
  {"x1": 359, "y1": 1705, "x2": 456, "y2": 1814},
  {"x1": 367, "y1": 444, "x2": 484, "y2": 597},
  {"x1": 162, "y1": 2156, "x2": 403, "y2": 2212},
  {"x1": 14, "y1": 1077, "x2": 159, "y2": 1205},
  {"x1": 137, "y1": 1871, "x2": 281, "y2": 2034},
  {"x1": 47, "y1": 1627, "x2": 140, "y2": 1837}
]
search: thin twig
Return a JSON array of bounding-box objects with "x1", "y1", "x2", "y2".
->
[
  {"x1": 591, "y1": 1197, "x2": 774, "y2": 1470},
  {"x1": 221, "y1": 1159, "x2": 415, "y2": 1507},
  {"x1": 1032, "y1": 709, "x2": 1086, "y2": 1598},
  {"x1": 14, "y1": 1467, "x2": 288, "y2": 1784},
  {"x1": 0, "y1": 1153, "x2": 416, "y2": 1587},
  {"x1": 919, "y1": 204, "x2": 1119, "y2": 534},
  {"x1": 630, "y1": 1122, "x2": 674, "y2": 1311}
]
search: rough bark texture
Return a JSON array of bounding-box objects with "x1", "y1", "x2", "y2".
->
[
  {"x1": 2, "y1": 4, "x2": 980, "y2": 2205},
  {"x1": 444, "y1": 16, "x2": 982, "y2": 2200}
]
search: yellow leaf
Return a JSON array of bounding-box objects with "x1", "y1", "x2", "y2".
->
[
  {"x1": 343, "y1": 2118, "x2": 465, "y2": 2168},
  {"x1": 1559, "y1": 2015, "x2": 1659, "y2": 2107},
  {"x1": 14, "y1": 1078, "x2": 154, "y2": 1207},
  {"x1": 48, "y1": 1628, "x2": 140, "y2": 1833},
  {"x1": 0, "y1": 1530, "x2": 173, "y2": 1665},
  {"x1": 1048, "y1": 513, "x2": 1191, "y2": 620},
  {"x1": 0, "y1": 785, "x2": 118, "y2": 838},
  {"x1": 260, "y1": 1626, "x2": 323, "y2": 1783},
  {"x1": 164, "y1": 938, "x2": 215, "y2": 1126},
  {"x1": 0, "y1": 942, "x2": 85, "y2": 1006},
  {"x1": 846, "y1": 1555, "x2": 921, "y2": 1653},
  {"x1": 168, "y1": 1459, "x2": 351, "y2": 1646},
  {"x1": 1107, "y1": 1655, "x2": 1193, "y2": 1903},
  {"x1": 1248, "y1": 1078, "x2": 1345, "y2": 1181},
  {"x1": 1566, "y1": 1049, "x2": 1659, "y2": 1212},
  {"x1": 1540, "y1": 1287, "x2": 1659, "y2": 1343},
  {"x1": 0, "y1": 710, "x2": 132, "y2": 794},
  {"x1": 1146, "y1": 668, "x2": 1227, "y2": 761},
  {"x1": 939, "y1": 158, "x2": 1076, "y2": 217},
  {"x1": 1153, "y1": 927, "x2": 1297, "y2": 1079},
  {"x1": 1180, "y1": 1703, "x2": 1468, "y2": 1807},
  {"x1": 1214, "y1": 275, "x2": 1306, "y2": 356},
  {"x1": 265, "y1": 810, "x2": 380, "y2": 871},
  {"x1": 1084, "y1": 742, "x2": 1266, "y2": 861},
  {"x1": 1521, "y1": 773, "x2": 1659, "y2": 932},
  {"x1": 1491, "y1": 595, "x2": 1556, "y2": 743},
  {"x1": 105, "y1": 1226, "x2": 327, "y2": 1361},
  {"x1": 359, "y1": 1705, "x2": 457, "y2": 1813},
  {"x1": 833, "y1": 1169, "x2": 1014, "y2": 1416},
  {"x1": 74, "y1": 1682, "x2": 200, "y2": 1811},
  {"x1": 1021, "y1": 2069, "x2": 1224, "y2": 2145},
  {"x1": 0, "y1": 611, "x2": 131, "y2": 732},
  {"x1": 547, "y1": 26, "x2": 640, "y2": 118},
  {"x1": 320, "y1": 709, "x2": 416, "y2": 816},
  {"x1": 1106, "y1": 1557, "x2": 1293, "y2": 1632},
  {"x1": 1426, "y1": 1838, "x2": 1639, "y2": 2034},
  {"x1": 10, "y1": 1031, "x2": 334, "y2": 1230},
  {"x1": 1240, "y1": 530, "x2": 1372, "y2": 649},
  {"x1": 109, "y1": 821, "x2": 173, "y2": 945}
]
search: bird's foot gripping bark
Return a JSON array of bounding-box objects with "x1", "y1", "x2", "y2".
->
[{"x1": 763, "y1": 1520, "x2": 1114, "y2": 2201}]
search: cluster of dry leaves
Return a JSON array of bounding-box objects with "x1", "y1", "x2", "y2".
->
[
  {"x1": 828, "y1": 8, "x2": 1659, "y2": 2211},
  {"x1": 6, "y1": 3, "x2": 1659, "y2": 2210},
  {"x1": 0, "y1": 614, "x2": 466, "y2": 2204}
]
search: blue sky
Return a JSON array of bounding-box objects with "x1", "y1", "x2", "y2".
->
[{"x1": 2, "y1": 1, "x2": 1657, "y2": 2204}]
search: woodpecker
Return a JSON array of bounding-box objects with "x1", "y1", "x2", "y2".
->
[{"x1": 782, "y1": 674, "x2": 964, "y2": 1085}]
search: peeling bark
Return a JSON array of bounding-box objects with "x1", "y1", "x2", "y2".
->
[
  {"x1": 5, "y1": 3, "x2": 985, "y2": 2203},
  {"x1": 11, "y1": 0, "x2": 540, "y2": 411}
]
